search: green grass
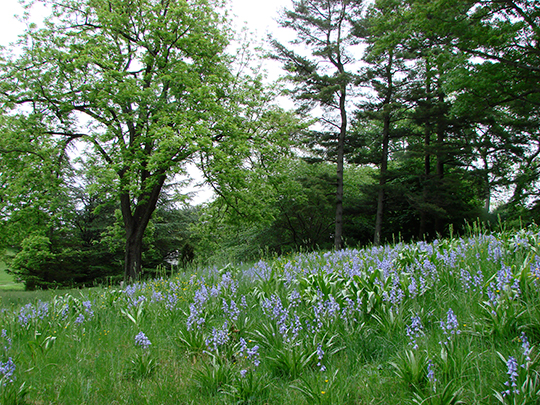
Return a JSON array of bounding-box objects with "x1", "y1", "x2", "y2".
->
[
  {"x1": 0, "y1": 256, "x2": 24, "y2": 291},
  {"x1": 1, "y1": 228, "x2": 540, "y2": 404}
]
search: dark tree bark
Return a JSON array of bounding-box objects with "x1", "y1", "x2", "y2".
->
[
  {"x1": 373, "y1": 51, "x2": 394, "y2": 247},
  {"x1": 374, "y1": 110, "x2": 390, "y2": 246},
  {"x1": 335, "y1": 83, "x2": 347, "y2": 250},
  {"x1": 270, "y1": 0, "x2": 358, "y2": 251},
  {"x1": 120, "y1": 171, "x2": 167, "y2": 281}
]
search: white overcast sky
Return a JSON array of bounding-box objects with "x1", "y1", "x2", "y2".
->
[{"x1": 0, "y1": 0, "x2": 293, "y2": 49}]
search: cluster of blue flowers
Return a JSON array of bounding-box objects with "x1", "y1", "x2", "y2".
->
[
  {"x1": 501, "y1": 331, "x2": 534, "y2": 397},
  {"x1": 2, "y1": 228, "x2": 539, "y2": 400},
  {"x1": 503, "y1": 356, "x2": 519, "y2": 396},
  {"x1": 406, "y1": 314, "x2": 424, "y2": 350},
  {"x1": 0, "y1": 357, "x2": 15, "y2": 385},
  {"x1": 0, "y1": 329, "x2": 15, "y2": 386},
  {"x1": 205, "y1": 322, "x2": 230, "y2": 352},
  {"x1": 75, "y1": 300, "x2": 95, "y2": 324},
  {"x1": 439, "y1": 308, "x2": 460, "y2": 345},
  {"x1": 134, "y1": 331, "x2": 152, "y2": 349},
  {"x1": 239, "y1": 338, "x2": 260, "y2": 368},
  {"x1": 17, "y1": 300, "x2": 49, "y2": 327},
  {"x1": 427, "y1": 358, "x2": 437, "y2": 389}
]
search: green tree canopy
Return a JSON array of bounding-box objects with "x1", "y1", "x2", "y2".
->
[{"x1": 0, "y1": 0, "x2": 288, "y2": 281}]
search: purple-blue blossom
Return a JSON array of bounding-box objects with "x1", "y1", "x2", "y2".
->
[
  {"x1": 247, "y1": 345, "x2": 260, "y2": 367},
  {"x1": 520, "y1": 332, "x2": 531, "y2": 364},
  {"x1": 135, "y1": 331, "x2": 152, "y2": 349},
  {"x1": 406, "y1": 315, "x2": 423, "y2": 350},
  {"x1": 17, "y1": 303, "x2": 35, "y2": 327},
  {"x1": 0, "y1": 357, "x2": 15, "y2": 385},
  {"x1": 206, "y1": 322, "x2": 230, "y2": 351},
  {"x1": 151, "y1": 291, "x2": 164, "y2": 303},
  {"x1": 473, "y1": 270, "x2": 483, "y2": 292},
  {"x1": 316, "y1": 344, "x2": 326, "y2": 371},
  {"x1": 166, "y1": 293, "x2": 179, "y2": 311},
  {"x1": 289, "y1": 290, "x2": 302, "y2": 308},
  {"x1": 408, "y1": 276, "x2": 418, "y2": 298},
  {"x1": 82, "y1": 300, "x2": 94, "y2": 318},
  {"x1": 427, "y1": 358, "x2": 436, "y2": 390},
  {"x1": 460, "y1": 268, "x2": 472, "y2": 292},
  {"x1": 222, "y1": 299, "x2": 240, "y2": 322},
  {"x1": 37, "y1": 300, "x2": 49, "y2": 320},
  {"x1": 1, "y1": 329, "x2": 12, "y2": 353},
  {"x1": 186, "y1": 303, "x2": 205, "y2": 331},
  {"x1": 60, "y1": 303, "x2": 70, "y2": 319},
  {"x1": 502, "y1": 356, "x2": 519, "y2": 396},
  {"x1": 238, "y1": 337, "x2": 260, "y2": 367},
  {"x1": 439, "y1": 308, "x2": 460, "y2": 344}
]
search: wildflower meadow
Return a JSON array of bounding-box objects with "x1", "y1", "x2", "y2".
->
[{"x1": 1, "y1": 226, "x2": 540, "y2": 404}]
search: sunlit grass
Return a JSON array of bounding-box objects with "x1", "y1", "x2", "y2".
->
[{"x1": 0, "y1": 258, "x2": 23, "y2": 291}]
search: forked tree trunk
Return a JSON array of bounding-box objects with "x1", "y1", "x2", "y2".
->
[
  {"x1": 335, "y1": 143, "x2": 344, "y2": 250},
  {"x1": 120, "y1": 172, "x2": 167, "y2": 282}
]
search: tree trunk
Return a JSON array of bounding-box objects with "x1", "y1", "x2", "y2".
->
[
  {"x1": 374, "y1": 112, "x2": 390, "y2": 246},
  {"x1": 120, "y1": 171, "x2": 167, "y2": 282},
  {"x1": 334, "y1": 85, "x2": 347, "y2": 251},
  {"x1": 419, "y1": 60, "x2": 433, "y2": 240},
  {"x1": 125, "y1": 225, "x2": 144, "y2": 282},
  {"x1": 480, "y1": 152, "x2": 491, "y2": 213},
  {"x1": 419, "y1": 124, "x2": 431, "y2": 239},
  {"x1": 374, "y1": 51, "x2": 393, "y2": 247},
  {"x1": 436, "y1": 86, "x2": 445, "y2": 179}
]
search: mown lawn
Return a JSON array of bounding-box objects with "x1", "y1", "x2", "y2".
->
[{"x1": 0, "y1": 256, "x2": 23, "y2": 291}]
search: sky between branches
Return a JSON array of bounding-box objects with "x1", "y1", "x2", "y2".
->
[
  {"x1": 0, "y1": 0, "x2": 293, "y2": 49},
  {"x1": 0, "y1": 0, "x2": 295, "y2": 205}
]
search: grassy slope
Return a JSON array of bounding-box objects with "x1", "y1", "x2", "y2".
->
[{"x1": 1, "y1": 230, "x2": 540, "y2": 404}]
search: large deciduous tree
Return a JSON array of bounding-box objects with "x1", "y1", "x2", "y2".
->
[{"x1": 0, "y1": 0, "x2": 266, "y2": 281}]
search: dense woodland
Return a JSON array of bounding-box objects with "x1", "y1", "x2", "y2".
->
[{"x1": 0, "y1": 0, "x2": 538, "y2": 289}]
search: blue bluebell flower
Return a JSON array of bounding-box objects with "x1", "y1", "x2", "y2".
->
[
  {"x1": 502, "y1": 356, "x2": 519, "y2": 396},
  {"x1": 135, "y1": 331, "x2": 152, "y2": 349},
  {"x1": 406, "y1": 314, "x2": 423, "y2": 350},
  {"x1": 0, "y1": 357, "x2": 15, "y2": 385}
]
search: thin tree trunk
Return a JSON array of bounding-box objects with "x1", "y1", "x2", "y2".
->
[
  {"x1": 419, "y1": 59, "x2": 433, "y2": 240},
  {"x1": 374, "y1": 51, "x2": 394, "y2": 247},
  {"x1": 436, "y1": 87, "x2": 445, "y2": 179},
  {"x1": 419, "y1": 124, "x2": 431, "y2": 239},
  {"x1": 481, "y1": 153, "x2": 491, "y2": 213},
  {"x1": 335, "y1": 85, "x2": 347, "y2": 251},
  {"x1": 434, "y1": 82, "x2": 446, "y2": 234},
  {"x1": 374, "y1": 112, "x2": 390, "y2": 246}
]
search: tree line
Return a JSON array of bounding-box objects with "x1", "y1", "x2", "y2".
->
[{"x1": 0, "y1": 0, "x2": 538, "y2": 289}]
